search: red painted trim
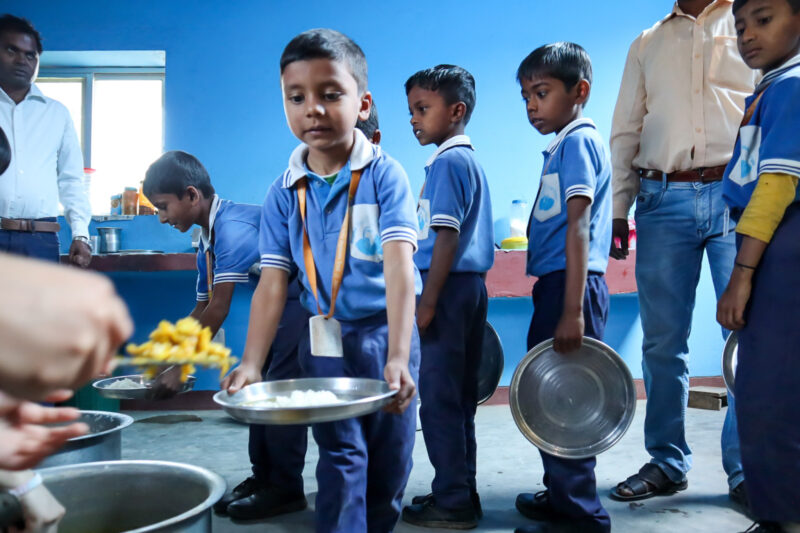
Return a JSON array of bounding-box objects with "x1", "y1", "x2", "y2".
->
[{"x1": 485, "y1": 250, "x2": 637, "y2": 298}]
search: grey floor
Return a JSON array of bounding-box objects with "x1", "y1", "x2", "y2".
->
[{"x1": 121, "y1": 401, "x2": 752, "y2": 533}]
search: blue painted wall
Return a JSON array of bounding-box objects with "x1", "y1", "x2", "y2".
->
[{"x1": 12, "y1": 0, "x2": 730, "y2": 388}]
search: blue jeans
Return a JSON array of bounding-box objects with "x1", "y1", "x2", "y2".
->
[{"x1": 635, "y1": 177, "x2": 743, "y2": 489}]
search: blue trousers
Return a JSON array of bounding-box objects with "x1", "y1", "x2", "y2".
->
[
  {"x1": 299, "y1": 312, "x2": 420, "y2": 533},
  {"x1": 527, "y1": 270, "x2": 610, "y2": 532},
  {"x1": 635, "y1": 177, "x2": 743, "y2": 489},
  {"x1": 0, "y1": 223, "x2": 60, "y2": 262},
  {"x1": 248, "y1": 295, "x2": 310, "y2": 495},
  {"x1": 418, "y1": 271, "x2": 487, "y2": 509},
  {"x1": 736, "y1": 204, "x2": 800, "y2": 522}
]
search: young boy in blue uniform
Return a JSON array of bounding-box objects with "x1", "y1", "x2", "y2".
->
[
  {"x1": 222, "y1": 29, "x2": 421, "y2": 533},
  {"x1": 513, "y1": 43, "x2": 612, "y2": 533},
  {"x1": 143, "y1": 151, "x2": 309, "y2": 521},
  {"x1": 401, "y1": 64, "x2": 494, "y2": 530},
  {"x1": 717, "y1": 2, "x2": 800, "y2": 531}
]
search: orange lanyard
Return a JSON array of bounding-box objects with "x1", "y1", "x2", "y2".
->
[
  {"x1": 205, "y1": 249, "x2": 214, "y2": 301},
  {"x1": 297, "y1": 170, "x2": 363, "y2": 318},
  {"x1": 740, "y1": 91, "x2": 765, "y2": 129}
]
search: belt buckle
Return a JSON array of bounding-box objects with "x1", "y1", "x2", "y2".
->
[
  {"x1": 698, "y1": 168, "x2": 714, "y2": 183},
  {"x1": 20, "y1": 219, "x2": 33, "y2": 232}
]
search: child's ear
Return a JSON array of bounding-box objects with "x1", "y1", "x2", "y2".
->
[
  {"x1": 186, "y1": 186, "x2": 200, "y2": 203},
  {"x1": 358, "y1": 91, "x2": 373, "y2": 122},
  {"x1": 575, "y1": 79, "x2": 591, "y2": 106},
  {"x1": 451, "y1": 102, "x2": 467, "y2": 124}
]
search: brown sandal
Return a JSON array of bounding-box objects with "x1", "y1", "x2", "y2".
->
[{"x1": 610, "y1": 463, "x2": 688, "y2": 502}]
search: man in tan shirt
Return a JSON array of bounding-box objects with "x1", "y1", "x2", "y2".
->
[{"x1": 608, "y1": 0, "x2": 758, "y2": 506}]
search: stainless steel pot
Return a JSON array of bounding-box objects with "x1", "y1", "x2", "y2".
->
[
  {"x1": 39, "y1": 410, "x2": 133, "y2": 468},
  {"x1": 96, "y1": 226, "x2": 121, "y2": 253},
  {"x1": 36, "y1": 460, "x2": 226, "y2": 532}
]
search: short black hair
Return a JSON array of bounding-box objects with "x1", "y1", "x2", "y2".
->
[
  {"x1": 517, "y1": 42, "x2": 593, "y2": 97},
  {"x1": 0, "y1": 127, "x2": 10, "y2": 176},
  {"x1": 733, "y1": 0, "x2": 800, "y2": 13},
  {"x1": 280, "y1": 28, "x2": 368, "y2": 93},
  {"x1": 0, "y1": 14, "x2": 43, "y2": 54},
  {"x1": 143, "y1": 151, "x2": 215, "y2": 200},
  {"x1": 356, "y1": 102, "x2": 379, "y2": 139},
  {"x1": 404, "y1": 64, "x2": 477, "y2": 125}
]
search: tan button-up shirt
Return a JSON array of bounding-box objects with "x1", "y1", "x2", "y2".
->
[{"x1": 609, "y1": 0, "x2": 759, "y2": 219}]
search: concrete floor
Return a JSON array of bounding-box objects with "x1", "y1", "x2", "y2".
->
[{"x1": 121, "y1": 401, "x2": 752, "y2": 533}]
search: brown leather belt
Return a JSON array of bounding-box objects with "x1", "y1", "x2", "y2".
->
[
  {"x1": 639, "y1": 164, "x2": 728, "y2": 183},
  {"x1": 0, "y1": 218, "x2": 61, "y2": 233}
]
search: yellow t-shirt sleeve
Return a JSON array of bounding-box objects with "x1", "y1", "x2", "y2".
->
[{"x1": 736, "y1": 173, "x2": 799, "y2": 243}]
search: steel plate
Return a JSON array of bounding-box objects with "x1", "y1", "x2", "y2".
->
[
  {"x1": 214, "y1": 377, "x2": 398, "y2": 425},
  {"x1": 509, "y1": 337, "x2": 636, "y2": 459},
  {"x1": 478, "y1": 322, "x2": 504, "y2": 405},
  {"x1": 722, "y1": 331, "x2": 738, "y2": 393},
  {"x1": 93, "y1": 374, "x2": 196, "y2": 400}
]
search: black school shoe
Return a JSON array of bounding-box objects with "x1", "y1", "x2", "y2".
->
[
  {"x1": 226, "y1": 486, "x2": 307, "y2": 521},
  {"x1": 411, "y1": 491, "x2": 483, "y2": 519},
  {"x1": 213, "y1": 476, "x2": 261, "y2": 514},
  {"x1": 515, "y1": 491, "x2": 562, "y2": 521},
  {"x1": 402, "y1": 499, "x2": 478, "y2": 530}
]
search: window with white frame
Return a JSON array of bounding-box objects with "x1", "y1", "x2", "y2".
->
[{"x1": 37, "y1": 53, "x2": 165, "y2": 215}]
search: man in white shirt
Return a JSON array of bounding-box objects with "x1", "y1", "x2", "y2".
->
[
  {"x1": 0, "y1": 14, "x2": 90, "y2": 267},
  {"x1": 608, "y1": 0, "x2": 757, "y2": 508}
]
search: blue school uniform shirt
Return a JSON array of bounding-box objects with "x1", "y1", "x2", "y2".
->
[
  {"x1": 196, "y1": 196, "x2": 260, "y2": 301},
  {"x1": 723, "y1": 54, "x2": 800, "y2": 219},
  {"x1": 526, "y1": 118, "x2": 612, "y2": 277},
  {"x1": 414, "y1": 135, "x2": 495, "y2": 273},
  {"x1": 259, "y1": 129, "x2": 422, "y2": 321}
]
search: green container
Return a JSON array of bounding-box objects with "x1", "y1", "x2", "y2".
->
[{"x1": 63, "y1": 383, "x2": 119, "y2": 412}]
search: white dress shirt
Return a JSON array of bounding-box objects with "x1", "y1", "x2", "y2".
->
[
  {"x1": 609, "y1": 0, "x2": 759, "y2": 219},
  {"x1": 0, "y1": 84, "x2": 90, "y2": 238}
]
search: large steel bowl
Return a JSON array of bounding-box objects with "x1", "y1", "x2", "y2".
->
[
  {"x1": 722, "y1": 331, "x2": 738, "y2": 393},
  {"x1": 214, "y1": 377, "x2": 397, "y2": 425},
  {"x1": 39, "y1": 410, "x2": 134, "y2": 468},
  {"x1": 36, "y1": 460, "x2": 225, "y2": 532},
  {"x1": 510, "y1": 338, "x2": 636, "y2": 459}
]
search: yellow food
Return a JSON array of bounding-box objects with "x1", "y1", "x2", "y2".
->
[{"x1": 122, "y1": 317, "x2": 237, "y2": 381}]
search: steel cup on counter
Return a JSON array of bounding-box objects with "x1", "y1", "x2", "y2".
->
[{"x1": 96, "y1": 226, "x2": 121, "y2": 253}]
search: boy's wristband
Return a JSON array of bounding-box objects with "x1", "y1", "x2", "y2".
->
[{"x1": 735, "y1": 262, "x2": 757, "y2": 271}]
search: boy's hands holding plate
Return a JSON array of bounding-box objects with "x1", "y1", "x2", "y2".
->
[
  {"x1": 221, "y1": 363, "x2": 262, "y2": 395},
  {"x1": 383, "y1": 360, "x2": 415, "y2": 415}
]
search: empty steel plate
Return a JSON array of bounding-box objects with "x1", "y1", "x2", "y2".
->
[
  {"x1": 722, "y1": 331, "x2": 738, "y2": 393},
  {"x1": 510, "y1": 337, "x2": 636, "y2": 459},
  {"x1": 478, "y1": 322, "x2": 504, "y2": 405}
]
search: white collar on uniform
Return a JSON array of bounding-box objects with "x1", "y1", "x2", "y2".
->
[
  {"x1": 283, "y1": 128, "x2": 380, "y2": 188},
  {"x1": 670, "y1": 0, "x2": 730, "y2": 20},
  {"x1": 0, "y1": 83, "x2": 47, "y2": 105},
  {"x1": 756, "y1": 52, "x2": 800, "y2": 94},
  {"x1": 545, "y1": 117, "x2": 596, "y2": 155},
  {"x1": 425, "y1": 134, "x2": 473, "y2": 167},
  {"x1": 200, "y1": 194, "x2": 221, "y2": 249}
]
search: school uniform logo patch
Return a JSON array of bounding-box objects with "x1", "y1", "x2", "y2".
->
[
  {"x1": 533, "y1": 173, "x2": 562, "y2": 222},
  {"x1": 730, "y1": 125, "x2": 761, "y2": 187},
  {"x1": 351, "y1": 204, "x2": 383, "y2": 262},
  {"x1": 417, "y1": 199, "x2": 431, "y2": 241}
]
